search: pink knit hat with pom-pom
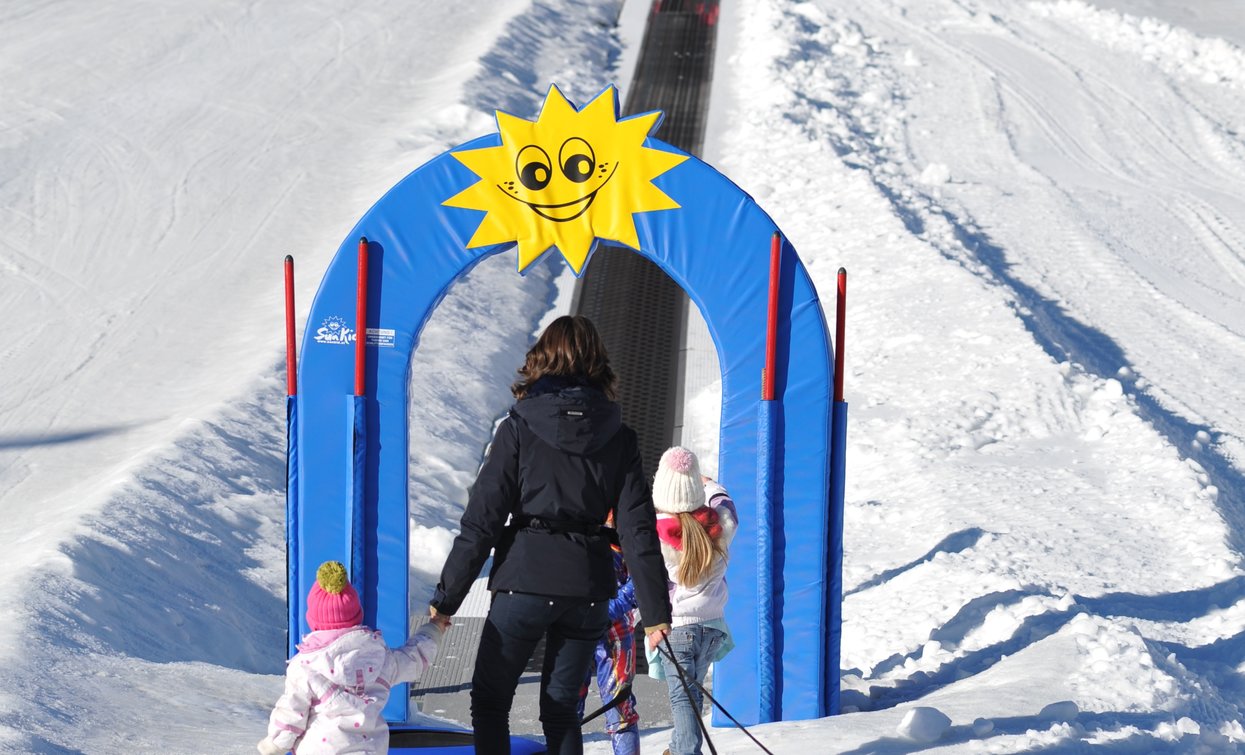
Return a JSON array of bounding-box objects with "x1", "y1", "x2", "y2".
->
[
  {"x1": 306, "y1": 561, "x2": 364, "y2": 631},
  {"x1": 653, "y1": 446, "x2": 706, "y2": 514}
]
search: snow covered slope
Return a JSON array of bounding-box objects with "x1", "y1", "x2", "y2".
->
[
  {"x1": 683, "y1": 0, "x2": 1245, "y2": 750},
  {"x1": 0, "y1": 1, "x2": 626, "y2": 751},
  {"x1": 2, "y1": 0, "x2": 1245, "y2": 752}
]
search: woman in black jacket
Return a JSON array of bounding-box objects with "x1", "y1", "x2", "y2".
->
[{"x1": 430, "y1": 315, "x2": 672, "y2": 755}]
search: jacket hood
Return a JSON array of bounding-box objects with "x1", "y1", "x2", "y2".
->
[
  {"x1": 295, "y1": 627, "x2": 389, "y2": 689},
  {"x1": 512, "y1": 378, "x2": 621, "y2": 455}
]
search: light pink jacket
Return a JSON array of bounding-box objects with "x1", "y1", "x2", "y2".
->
[{"x1": 265, "y1": 624, "x2": 441, "y2": 754}]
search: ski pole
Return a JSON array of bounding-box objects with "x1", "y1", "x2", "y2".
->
[
  {"x1": 581, "y1": 682, "x2": 632, "y2": 726},
  {"x1": 657, "y1": 641, "x2": 776, "y2": 755}
]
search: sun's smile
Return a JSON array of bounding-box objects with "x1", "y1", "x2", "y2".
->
[
  {"x1": 443, "y1": 85, "x2": 687, "y2": 275},
  {"x1": 496, "y1": 163, "x2": 618, "y2": 223}
]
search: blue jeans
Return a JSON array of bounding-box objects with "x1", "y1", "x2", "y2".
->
[
  {"x1": 663, "y1": 624, "x2": 726, "y2": 755},
  {"x1": 472, "y1": 591, "x2": 609, "y2": 755}
]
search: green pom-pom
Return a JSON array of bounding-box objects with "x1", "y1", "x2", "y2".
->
[{"x1": 317, "y1": 561, "x2": 349, "y2": 595}]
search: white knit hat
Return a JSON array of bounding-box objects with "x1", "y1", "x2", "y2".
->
[{"x1": 653, "y1": 446, "x2": 706, "y2": 514}]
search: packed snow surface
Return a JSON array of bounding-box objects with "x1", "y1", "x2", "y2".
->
[{"x1": 1, "y1": 0, "x2": 1244, "y2": 752}]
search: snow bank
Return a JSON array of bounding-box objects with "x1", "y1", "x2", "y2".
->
[{"x1": 1031, "y1": 0, "x2": 1245, "y2": 87}]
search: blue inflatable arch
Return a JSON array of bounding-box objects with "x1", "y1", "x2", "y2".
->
[{"x1": 290, "y1": 90, "x2": 844, "y2": 726}]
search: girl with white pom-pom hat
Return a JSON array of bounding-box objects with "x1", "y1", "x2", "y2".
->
[{"x1": 648, "y1": 446, "x2": 738, "y2": 755}]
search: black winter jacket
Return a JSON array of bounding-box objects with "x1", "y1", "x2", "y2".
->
[{"x1": 430, "y1": 378, "x2": 672, "y2": 630}]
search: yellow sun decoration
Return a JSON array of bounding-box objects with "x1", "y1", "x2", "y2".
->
[{"x1": 444, "y1": 85, "x2": 687, "y2": 275}]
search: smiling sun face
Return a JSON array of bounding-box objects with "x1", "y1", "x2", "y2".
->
[{"x1": 443, "y1": 85, "x2": 687, "y2": 275}]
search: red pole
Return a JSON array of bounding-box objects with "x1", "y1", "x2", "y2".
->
[
  {"x1": 835, "y1": 268, "x2": 846, "y2": 403},
  {"x1": 763, "y1": 232, "x2": 781, "y2": 400},
  {"x1": 354, "y1": 237, "x2": 369, "y2": 397},
  {"x1": 284, "y1": 255, "x2": 297, "y2": 396}
]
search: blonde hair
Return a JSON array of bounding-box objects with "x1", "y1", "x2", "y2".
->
[{"x1": 675, "y1": 512, "x2": 727, "y2": 586}]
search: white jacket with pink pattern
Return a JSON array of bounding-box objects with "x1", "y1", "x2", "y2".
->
[{"x1": 265, "y1": 623, "x2": 441, "y2": 754}]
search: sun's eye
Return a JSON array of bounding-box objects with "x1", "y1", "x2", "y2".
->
[
  {"x1": 516, "y1": 145, "x2": 552, "y2": 190},
  {"x1": 559, "y1": 137, "x2": 596, "y2": 184}
]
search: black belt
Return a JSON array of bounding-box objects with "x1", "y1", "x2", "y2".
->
[{"x1": 512, "y1": 516, "x2": 618, "y2": 545}]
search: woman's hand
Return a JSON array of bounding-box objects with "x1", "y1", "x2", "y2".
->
[{"x1": 429, "y1": 605, "x2": 453, "y2": 631}]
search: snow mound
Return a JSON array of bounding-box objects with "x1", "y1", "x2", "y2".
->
[
  {"x1": 917, "y1": 163, "x2": 951, "y2": 185},
  {"x1": 896, "y1": 706, "x2": 951, "y2": 742},
  {"x1": 1038, "y1": 700, "x2": 1080, "y2": 722}
]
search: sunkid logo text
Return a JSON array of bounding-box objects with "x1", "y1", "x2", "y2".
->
[{"x1": 313, "y1": 315, "x2": 355, "y2": 345}]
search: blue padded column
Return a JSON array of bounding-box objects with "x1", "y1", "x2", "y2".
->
[
  {"x1": 826, "y1": 399, "x2": 848, "y2": 716},
  {"x1": 285, "y1": 396, "x2": 299, "y2": 659}
]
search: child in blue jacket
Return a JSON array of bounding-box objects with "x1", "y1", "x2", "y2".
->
[{"x1": 577, "y1": 519, "x2": 641, "y2": 755}]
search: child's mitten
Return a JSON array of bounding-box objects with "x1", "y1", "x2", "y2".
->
[{"x1": 256, "y1": 737, "x2": 285, "y2": 755}]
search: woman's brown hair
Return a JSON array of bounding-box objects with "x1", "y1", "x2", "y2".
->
[
  {"x1": 675, "y1": 512, "x2": 727, "y2": 586},
  {"x1": 511, "y1": 315, "x2": 618, "y2": 400}
]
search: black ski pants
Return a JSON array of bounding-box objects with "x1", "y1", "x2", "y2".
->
[{"x1": 471, "y1": 590, "x2": 609, "y2": 755}]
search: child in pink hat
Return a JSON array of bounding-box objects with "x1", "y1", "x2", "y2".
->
[{"x1": 257, "y1": 561, "x2": 450, "y2": 755}]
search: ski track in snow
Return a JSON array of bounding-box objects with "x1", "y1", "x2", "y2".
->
[{"x1": 693, "y1": 0, "x2": 1245, "y2": 750}]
